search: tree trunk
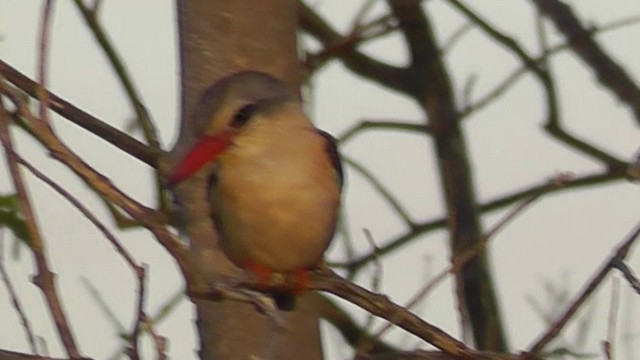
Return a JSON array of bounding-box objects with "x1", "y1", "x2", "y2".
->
[{"x1": 171, "y1": 1, "x2": 324, "y2": 359}]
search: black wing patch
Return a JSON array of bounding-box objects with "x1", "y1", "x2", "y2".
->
[{"x1": 316, "y1": 130, "x2": 344, "y2": 190}]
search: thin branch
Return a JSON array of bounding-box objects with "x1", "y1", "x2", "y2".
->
[
  {"x1": 338, "y1": 120, "x2": 428, "y2": 144},
  {"x1": 20, "y1": 154, "x2": 155, "y2": 354},
  {"x1": 343, "y1": 156, "x2": 414, "y2": 228},
  {"x1": 15, "y1": 155, "x2": 140, "y2": 270},
  {"x1": 72, "y1": 0, "x2": 161, "y2": 151},
  {"x1": 444, "y1": 0, "x2": 547, "y2": 82},
  {"x1": 317, "y1": 295, "x2": 396, "y2": 354},
  {"x1": 142, "y1": 315, "x2": 167, "y2": 360},
  {"x1": 460, "y1": 15, "x2": 640, "y2": 120},
  {"x1": 440, "y1": 23, "x2": 472, "y2": 54},
  {"x1": 531, "y1": 0, "x2": 640, "y2": 123},
  {"x1": 341, "y1": 170, "x2": 623, "y2": 272},
  {"x1": 526, "y1": 221, "x2": 640, "y2": 356},
  {"x1": 0, "y1": 235, "x2": 38, "y2": 354},
  {"x1": 535, "y1": 9, "x2": 627, "y2": 172},
  {"x1": 195, "y1": 268, "x2": 482, "y2": 359},
  {"x1": 611, "y1": 258, "x2": 640, "y2": 295},
  {"x1": 37, "y1": 0, "x2": 55, "y2": 125},
  {"x1": 603, "y1": 278, "x2": 620, "y2": 360},
  {"x1": 0, "y1": 349, "x2": 93, "y2": 360},
  {"x1": 0, "y1": 97, "x2": 81, "y2": 358},
  {"x1": 80, "y1": 277, "x2": 127, "y2": 335},
  {"x1": 126, "y1": 265, "x2": 147, "y2": 360},
  {"x1": 298, "y1": 1, "x2": 412, "y2": 95},
  {"x1": 0, "y1": 60, "x2": 158, "y2": 167},
  {"x1": 70, "y1": 0, "x2": 171, "y2": 215},
  {"x1": 350, "y1": 0, "x2": 376, "y2": 31},
  {"x1": 361, "y1": 174, "x2": 570, "y2": 353},
  {"x1": 0, "y1": 80, "x2": 194, "y2": 289}
]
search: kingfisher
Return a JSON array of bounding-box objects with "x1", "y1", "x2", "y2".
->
[{"x1": 168, "y1": 71, "x2": 343, "y2": 310}]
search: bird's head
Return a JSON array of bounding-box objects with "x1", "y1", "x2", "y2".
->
[{"x1": 167, "y1": 71, "x2": 296, "y2": 186}]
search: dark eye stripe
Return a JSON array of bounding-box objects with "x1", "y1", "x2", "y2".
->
[{"x1": 231, "y1": 103, "x2": 258, "y2": 128}]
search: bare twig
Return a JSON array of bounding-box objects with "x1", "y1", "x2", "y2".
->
[
  {"x1": 603, "y1": 278, "x2": 620, "y2": 360},
  {"x1": 360, "y1": 229, "x2": 382, "y2": 343},
  {"x1": 0, "y1": 80, "x2": 194, "y2": 291},
  {"x1": 299, "y1": 1, "x2": 411, "y2": 94},
  {"x1": 0, "y1": 94, "x2": 81, "y2": 358},
  {"x1": 343, "y1": 156, "x2": 414, "y2": 228},
  {"x1": 338, "y1": 120, "x2": 428, "y2": 144},
  {"x1": 360, "y1": 174, "x2": 567, "y2": 353},
  {"x1": 197, "y1": 268, "x2": 482, "y2": 359},
  {"x1": 142, "y1": 315, "x2": 167, "y2": 360},
  {"x1": 317, "y1": 296, "x2": 396, "y2": 354},
  {"x1": 126, "y1": 265, "x2": 147, "y2": 360},
  {"x1": 37, "y1": 0, "x2": 55, "y2": 125},
  {"x1": 0, "y1": 349, "x2": 93, "y2": 360},
  {"x1": 72, "y1": 0, "x2": 161, "y2": 151},
  {"x1": 611, "y1": 258, "x2": 640, "y2": 295},
  {"x1": 526, "y1": 221, "x2": 640, "y2": 356},
  {"x1": 15, "y1": 155, "x2": 140, "y2": 270},
  {"x1": 0, "y1": 60, "x2": 158, "y2": 167},
  {"x1": 461, "y1": 15, "x2": 640, "y2": 121},
  {"x1": 341, "y1": 170, "x2": 624, "y2": 272},
  {"x1": 532, "y1": 0, "x2": 640, "y2": 123},
  {"x1": 0, "y1": 235, "x2": 38, "y2": 354}
]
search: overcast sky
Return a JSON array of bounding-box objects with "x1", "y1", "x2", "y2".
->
[{"x1": 1, "y1": 1, "x2": 640, "y2": 359}]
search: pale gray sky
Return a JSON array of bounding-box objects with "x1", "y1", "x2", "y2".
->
[{"x1": 1, "y1": 1, "x2": 639, "y2": 359}]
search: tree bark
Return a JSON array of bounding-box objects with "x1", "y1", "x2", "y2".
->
[{"x1": 169, "y1": 1, "x2": 323, "y2": 359}]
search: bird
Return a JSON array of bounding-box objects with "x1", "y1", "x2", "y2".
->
[{"x1": 167, "y1": 71, "x2": 343, "y2": 310}]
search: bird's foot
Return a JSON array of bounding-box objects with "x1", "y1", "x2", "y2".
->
[{"x1": 244, "y1": 263, "x2": 311, "y2": 293}]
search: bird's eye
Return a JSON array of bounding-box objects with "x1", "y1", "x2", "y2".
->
[{"x1": 231, "y1": 103, "x2": 258, "y2": 128}]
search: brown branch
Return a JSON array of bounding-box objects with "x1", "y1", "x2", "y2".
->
[
  {"x1": 0, "y1": 81, "x2": 194, "y2": 289},
  {"x1": 15, "y1": 155, "x2": 141, "y2": 270},
  {"x1": 298, "y1": 1, "x2": 412, "y2": 95},
  {"x1": 533, "y1": 11, "x2": 628, "y2": 172},
  {"x1": 142, "y1": 315, "x2": 167, "y2": 360},
  {"x1": 0, "y1": 60, "x2": 159, "y2": 167},
  {"x1": 317, "y1": 295, "x2": 397, "y2": 354},
  {"x1": 72, "y1": 0, "x2": 161, "y2": 151},
  {"x1": 338, "y1": 120, "x2": 429, "y2": 144},
  {"x1": 611, "y1": 258, "x2": 640, "y2": 295},
  {"x1": 0, "y1": 349, "x2": 92, "y2": 360},
  {"x1": 386, "y1": 1, "x2": 507, "y2": 349},
  {"x1": 341, "y1": 170, "x2": 623, "y2": 273},
  {"x1": 0, "y1": 236, "x2": 37, "y2": 354},
  {"x1": 531, "y1": 0, "x2": 640, "y2": 123},
  {"x1": 602, "y1": 278, "x2": 620, "y2": 360},
  {"x1": 354, "y1": 350, "x2": 519, "y2": 360},
  {"x1": 343, "y1": 156, "x2": 414, "y2": 228},
  {"x1": 460, "y1": 15, "x2": 640, "y2": 121},
  {"x1": 194, "y1": 268, "x2": 482, "y2": 359},
  {"x1": 361, "y1": 174, "x2": 569, "y2": 354},
  {"x1": 126, "y1": 266, "x2": 147, "y2": 360},
  {"x1": 0, "y1": 99, "x2": 80, "y2": 357},
  {"x1": 15, "y1": 154, "x2": 155, "y2": 360},
  {"x1": 526, "y1": 221, "x2": 640, "y2": 356},
  {"x1": 37, "y1": 0, "x2": 55, "y2": 125}
]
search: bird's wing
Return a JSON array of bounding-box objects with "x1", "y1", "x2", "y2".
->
[{"x1": 316, "y1": 130, "x2": 344, "y2": 190}]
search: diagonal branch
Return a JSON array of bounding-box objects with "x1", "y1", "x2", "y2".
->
[
  {"x1": 341, "y1": 170, "x2": 625, "y2": 272},
  {"x1": 0, "y1": 82, "x2": 193, "y2": 287},
  {"x1": 0, "y1": 60, "x2": 159, "y2": 167},
  {"x1": 531, "y1": 0, "x2": 640, "y2": 124},
  {"x1": 72, "y1": 0, "x2": 161, "y2": 151},
  {"x1": 0, "y1": 99, "x2": 81, "y2": 358},
  {"x1": 0, "y1": 235, "x2": 37, "y2": 354},
  {"x1": 526, "y1": 221, "x2": 640, "y2": 355},
  {"x1": 298, "y1": 1, "x2": 413, "y2": 95}
]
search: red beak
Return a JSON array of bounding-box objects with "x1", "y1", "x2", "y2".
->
[{"x1": 167, "y1": 130, "x2": 235, "y2": 186}]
